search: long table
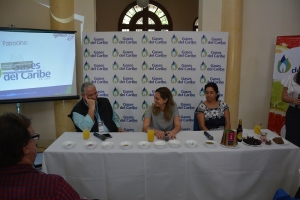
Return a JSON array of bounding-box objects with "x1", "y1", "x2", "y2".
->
[{"x1": 42, "y1": 129, "x2": 300, "y2": 200}]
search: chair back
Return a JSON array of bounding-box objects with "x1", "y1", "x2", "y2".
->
[{"x1": 193, "y1": 112, "x2": 201, "y2": 131}]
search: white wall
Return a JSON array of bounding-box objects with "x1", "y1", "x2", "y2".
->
[{"x1": 0, "y1": 0, "x2": 299, "y2": 139}]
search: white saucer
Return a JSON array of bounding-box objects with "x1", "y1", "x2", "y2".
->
[{"x1": 62, "y1": 141, "x2": 75, "y2": 149}]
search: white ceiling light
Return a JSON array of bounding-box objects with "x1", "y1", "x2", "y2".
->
[{"x1": 136, "y1": 0, "x2": 149, "y2": 8}]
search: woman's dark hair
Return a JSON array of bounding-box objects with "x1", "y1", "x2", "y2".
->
[
  {"x1": 0, "y1": 112, "x2": 32, "y2": 168},
  {"x1": 293, "y1": 69, "x2": 300, "y2": 85},
  {"x1": 205, "y1": 82, "x2": 220, "y2": 100},
  {"x1": 152, "y1": 87, "x2": 175, "y2": 121}
]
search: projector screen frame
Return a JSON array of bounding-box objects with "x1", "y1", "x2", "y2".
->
[{"x1": 0, "y1": 27, "x2": 79, "y2": 104}]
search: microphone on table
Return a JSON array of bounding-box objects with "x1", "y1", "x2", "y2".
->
[
  {"x1": 204, "y1": 131, "x2": 214, "y2": 140},
  {"x1": 295, "y1": 93, "x2": 300, "y2": 109}
]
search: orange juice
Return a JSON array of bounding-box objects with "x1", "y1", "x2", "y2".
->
[
  {"x1": 83, "y1": 129, "x2": 90, "y2": 140},
  {"x1": 147, "y1": 128, "x2": 155, "y2": 142},
  {"x1": 254, "y1": 124, "x2": 261, "y2": 134}
]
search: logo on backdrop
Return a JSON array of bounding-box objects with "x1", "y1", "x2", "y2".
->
[
  {"x1": 141, "y1": 61, "x2": 149, "y2": 70},
  {"x1": 149, "y1": 77, "x2": 167, "y2": 84},
  {"x1": 200, "y1": 75, "x2": 207, "y2": 84},
  {"x1": 141, "y1": 74, "x2": 149, "y2": 83},
  {"x1": 83, "y1": 61, "x2": 90, "y2": 70},
  {"x1": 90, "y1": 37, "x2": 108, "y2": 45},
  {"x1": 120, "y1": 103, "x2": 138, "y2": 109},
  {"x1": 83, "y1": 35, "x2": 90, "y2": 44},
  {"x1": 120, "y1": 63, "x2": 137, "y2": 71},
  {"x1": 142, "y1": 48, "x2": 149, "y2": 57},
  {"x1": 142, "y1": 100, "x2": 149, "y2": 109},
  {"x1": 149, "y1": 63, "x2": 167, "y2": 71},
  {"x1": 120, "y1": 90, "x2": 138, "y2": 97},
  {"x1": 199, "y1": 88, "x2": 205, "y2": 96},
  {"x1": 113, "y1": 100, "x2": 120, "y2": 109},
  {"x1": 277, "y1": 55, "x2": 291, "y2": 73},
  {"x1": 142, "y1": 34, "x2": 149, "y2": 44},
  {"x1": 171, "y1": 34, "x2": 179, "y2": 44},
  {"x1": 177, "y1": 90, "x2": 196, "y2": 97},
  {"x1": 112, "y1": 48, "x2": 119, "y2": 57},
  {"x1": 177, "y1": 103, "x2": 195, "y2": 110},
  {"x1": 207, "y1": 77, "x2": 225, "y2": 85},
  {"x1": 171, "y1": 88, "x2": 178, "y2": 96},
  {"x1": 113, "y1": 87, "x2": 120, "y2": 96},
  {"x1": 120, "y1": 76, "x2": 138, "y2": 84},
  {"x1": 149, "y1": 50, "x2": 167, "y2": 58},
  {"x1": 171, "y1": 74, "x2": 178, "y2": 83},
  {"x1": 112, "y1": 61, "x2": 119, "y2": 70},
  {"x1": 120, "y1": 115, "x2": 138, "y2": 123},
  {"x1": 201, "y1": 35, "x2": 208, "y2": 44},
  {"x1": 207, "y1": 64, "x2": 225, "y2": 72},
  {"x1": 91, "y1": 63, "x2": 108, "y2": 71},
  {"x1": 180, "y1": 115, "x2": 193, "y2": 122},
  {"x1": 177, "y1": 77, "x2": 196, "y2": 84},
  {"x1": 171, "y1": 48, "x2": 178, "y2": 57},
  {"x1": 142, "y1": 87, "x2": 149, "y2": 96},
  {"x1": 207, "y1": 37, "x2": 227, "y2": 45},
  {"x1": 92, "y1": 77, "x2": 108, "y2": 84},
  {"x1": 84, "y1": 74, "x2": 91, "y2": 82},
  {"x1": 147, "y1": 37, "x2": 167, "y2": 44},
  {"x1": 207, "y1": 51, "x2": 226, "y2": 58},
  {"x1": 176, "y1": 37, "x2": 197, "y2": 45},
  {"x1": 171, "y1": 61, "x2": 178, "y2": 70},
  {"x1": 112, "y1": 74, "x2": 119, "y2": 83},
  {"x1": 97, "y1": 90, "x2": 109, "y2": 97},
  {"x1": 200, "y1": 61, "x2": 207, "y2": 71},
  {"x1": 200, "y1": 48, "x2": 207, "y2": 57},
  {"x1": 84, "y1": 49, "x2": 91, "y2": 57},
  {"x1": 112, "y1": 35, "x2": 119, "y2": 44},
  {"x1": 91, "y1": 50, "x2": 108, "y2": 58},
  {"x1": 178, "y1": 64, "x2": 196, "y2": 71}
]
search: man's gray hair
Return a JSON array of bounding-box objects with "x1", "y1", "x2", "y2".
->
[{"x1": 81, "y1": 82, "x2": 95, "y2": 94}]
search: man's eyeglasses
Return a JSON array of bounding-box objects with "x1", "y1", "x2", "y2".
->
[{"x1": 31, "y1": 133, "x2": 40, "y2": 140}]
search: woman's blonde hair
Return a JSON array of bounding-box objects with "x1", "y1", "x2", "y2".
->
[{"x1": 152, "y1": 87, "x2": 175, "y2": 121}]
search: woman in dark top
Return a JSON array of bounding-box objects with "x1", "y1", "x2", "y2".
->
[{"x1": 195, "y1": 82, "x2": 231, "y2": 131}]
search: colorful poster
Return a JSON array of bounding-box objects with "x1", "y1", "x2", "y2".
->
[
  {"x1": 82, "y1": 32, "x2": 228, "y2": 131},
  {"x1": 268, "y1": 36, "x2": 300, "y2": 136}
]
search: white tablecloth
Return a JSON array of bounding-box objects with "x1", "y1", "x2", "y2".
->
[{"x1": 42, "y1": 129, "x2": 300, "y2": 200}]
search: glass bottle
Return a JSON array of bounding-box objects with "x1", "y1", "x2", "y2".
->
[{"x1": 236, "y1": 119, "x2": 243, "y2": 142}]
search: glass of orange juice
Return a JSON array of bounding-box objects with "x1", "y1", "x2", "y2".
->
[
  {"x1": 147, "y1": 127, "x2": 155, "y2": 142},
  {"x1": 83, "y1": 128, "x2": 90, "y2": 140},
  {"x1": 254, "y1": 123, "x2": 262, "y2": 134}
]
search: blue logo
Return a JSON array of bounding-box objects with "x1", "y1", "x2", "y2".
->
[
  {"x1": 171, "y1": 74, "x2": 178, "y2": 84},
  {"x1": 177, "y1": 103, "x2": 195, "y2": 110},
  {"x1": 207, "y1": 51, "x2": 226, "y2": 58},
  {"x1": 112, "y1": 48, "x2": 119, "y2": 57},
  {"x1": 83, "y1": 35, "x2": 90, "y2": 44},
  {"x1": 171, "y1": 34, "x2": 178, "y2": 44},
  {"x1": 142, "y1": 48, "x2": 149, "y2": 57},
  {"x1": 142, "y1": 100, "x2": 149, "y2": 109},
  {"x1": 178, "y1": 77, "x2": 196, "y2": 84},
  {"x1": 84, "y1": 74, "x2": 90, "y2": 82},
  {"x1": 112, "y1": 61, "x2": 119, "y2": 70},
  {"x1": 200, "y1": 75, "x2": 207, "y2": 84},
  {"x1": 142, "y1": 87, "x2": 149, "y2": 96},
  {"x1": 200, "y1": 61, "x2": 207, "y2": 71},
  {"x1": 207, "y1": 77, "x2": 225, "y2": 85},
  {"x1": 120, "y1": 103, "x2": 138, "y2": 109},
  {"x1": 201, "y1": 35, "x2": 208, "y2": 44},
  {"x1": 142, "y1": 61, "x2": 148, "y2": 70},
  {"x1": 91, "y1": 77, "x2": 109, "y2": 84},
  {"x1": 112, "y1": 74, "x2": 119, "y2": 83},
  {"x1": 91, "y1": 37, "x2": 108, "y2": 45},
  {"x1": 199, "y1": 88, "x2": 205, "y2": 96},
  {"x1": 171, "y1": 61, "x2": 178, "y2": 70},
  {"x1": 113, "y1": 100, "x2": 120, "y2": 109},
  {"x1": 112, "y1": 35, "x2": 119, "y2": 44},
  {"x1": 142, "y1": 74, "x2": 148, "y2": 83},
  {"x1": 120, "y1": 77, "x2": 138, "y2": 84},
  {"x1": 178, "y1": 64, "x2": 196, "y2": 71},
  {"x1": 171, "y1": 88, "x2": 178, "y2": 96},
  {"x1": 171, "y1": 48, "x2": 178, "y2": 57},
  {"x1": 113, "y1": 87, "x2": 120, "y2": 96},
  {"x1": 277, "y1": 55, "x2": 291, "y2": 73},
  {"x1": 84, "y1": 61, "x2": 90, "y2": 70},
  {"x1": 208, "y1": 37, "x2": 226, "y2": 45},
  {"x1": 201, "y1": 48, "x2": 207, "y2": 57},
  {"x1": 177, "y1": 90, "x2": 196, "y2": 97},
  {"x1": 84, "y1": 48, "x2": 90, "y2": 57},
  {"x1": 120, "y1": 90, "x2": 138, "y2": 97},
  {"x1": 120, "y1": 115, "x2": 138, "y2": 123},
  {"x1": 142, "y1": 34, "x2": 149, "y2": 44}
]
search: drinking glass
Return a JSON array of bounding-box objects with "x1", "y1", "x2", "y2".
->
[
  {"x1": 83, "y1": 128, "x2": 90, "y2": 140},
  {"x1": 147, "y1": 127, "x2": 155, "y2": 142},
  {"x1": 254, "y1": 123, "x2": 262, "y2": 134}
]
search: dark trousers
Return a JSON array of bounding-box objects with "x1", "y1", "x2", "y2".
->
[{"x1": 285, "y1": 105, "x2": 300, "y2": 147}]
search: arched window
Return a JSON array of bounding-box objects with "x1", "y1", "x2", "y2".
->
[
  {"x1": 193, "y1": 18, "x2": 198, "y2": 31},
  {"x1": 118, "y1": 1, "x2": 173, "y2": 31}
]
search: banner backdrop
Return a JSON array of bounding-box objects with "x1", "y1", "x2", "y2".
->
[
  {"x1": 268, "y1": 35, "x2": 300, "y2": 136},
  {"x1": 82, "y1": 32, "x2": 228, "y2": 132}
]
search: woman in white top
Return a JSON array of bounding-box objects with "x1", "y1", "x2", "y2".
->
[
  {"x1": 281, "y1": 70, "x2": 300, "y2": 147},
  {"x1": 142, "y1": 87, "x2": 181, "y2": 140}
]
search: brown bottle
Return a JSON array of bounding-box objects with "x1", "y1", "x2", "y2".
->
[{"x1": 236, "y1": 119, "x2": 243, "y2": 142}]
